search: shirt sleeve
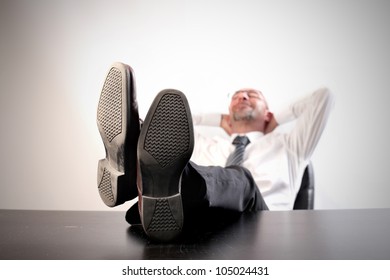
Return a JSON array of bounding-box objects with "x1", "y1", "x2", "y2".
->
[
  {"x1": 275, "y1": 87, "x2": 335, "y2": 162},
  {"x1": 192, "y1": 113, "x2": 222, "y2": 127}
]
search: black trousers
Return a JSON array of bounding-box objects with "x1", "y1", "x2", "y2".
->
[
  {"x1": 126, "y1": 161, "x2": 268, "y2": 228},
  {"x1": 180, "y1": 162, "x2": 268, "y2": 225}
]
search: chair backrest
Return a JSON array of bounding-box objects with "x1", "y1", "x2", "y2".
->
[{"x1": 293, "y1": 162, "x2": 315, "y2": 209}]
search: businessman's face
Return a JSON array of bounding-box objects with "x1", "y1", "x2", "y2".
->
[{"x1": 229, "y1": 89, "x2": 268, "y2": 122}]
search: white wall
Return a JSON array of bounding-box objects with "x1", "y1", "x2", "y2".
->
[{"x1": 1, "y1": 0, "x2": 389, "y2": 211}]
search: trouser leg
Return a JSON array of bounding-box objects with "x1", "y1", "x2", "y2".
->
[{"x1": 181, "y1": 161, "x2": 268, "y2": 216}]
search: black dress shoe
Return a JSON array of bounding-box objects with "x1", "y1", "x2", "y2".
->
[
  {"x1": 97, "y1": 62, "x2": 140, "y2": 207},
  {"x1": 137, "y1": 89, "x2": 194, "y2": 242}
]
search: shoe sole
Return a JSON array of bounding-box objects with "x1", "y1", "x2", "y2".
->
[
  {"x1": 138, "y1": 89, "x2": 194, "y2": 242},
  {"x1": 96, "y1": 62, "x2": 139, "y2": 207}
]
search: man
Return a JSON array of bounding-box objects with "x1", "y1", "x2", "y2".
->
[{"x1": 97, "y1": 62, "x2": 334, "y2": 242}]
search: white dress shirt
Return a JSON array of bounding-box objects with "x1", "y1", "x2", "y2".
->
[{"x1": 191, "y1": 88, "x2": 334, "y2": 210}]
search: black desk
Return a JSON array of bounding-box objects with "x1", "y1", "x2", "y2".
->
[{"x1": 1, "y1": 209, "x2": 389, "y2": 260}]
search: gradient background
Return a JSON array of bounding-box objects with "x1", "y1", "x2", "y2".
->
[{"x1": 1, "y1": 0, "x2": 389, "y2": 212}]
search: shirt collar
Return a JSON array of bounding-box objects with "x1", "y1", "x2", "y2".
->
[{"x1": 230, "y1": 131, "x2": 264, "y2": 143}]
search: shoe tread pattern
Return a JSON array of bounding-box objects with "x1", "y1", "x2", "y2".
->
[
  {"x1": 98, "y1": 168, "x2": 114, "y2": 203},
  {"x1": 144, "y1": 94, "x2": 190, "y2": 167},
  {"x1": 147, "y1": 198, "x2": 181, "y2": 232},
  {"x1": 97, "y1": 67, "x2": 122, "y2": 142}
]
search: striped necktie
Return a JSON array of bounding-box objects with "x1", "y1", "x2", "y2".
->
[{"x1": 225, "y1": 135, "x2": 250, "y2": 166}]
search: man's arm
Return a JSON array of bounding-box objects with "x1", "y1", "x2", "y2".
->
[
  {"x1": 193, "y1": 113, "x2": 233, "y2": 136},
  {"x1": 275, "y1": 87, "x2": 335, "y2": 161},
  {"x1": 192, "y1": 113, "x2": 221, "y2": 127}
]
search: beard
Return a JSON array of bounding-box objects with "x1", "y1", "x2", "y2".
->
[{"x1": 232, "y1": 110, "x2": 256, "y2": 122}]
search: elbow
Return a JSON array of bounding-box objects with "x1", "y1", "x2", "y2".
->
[{"x1": 315, "y1": 87, "x2": 335, "y2": 109}]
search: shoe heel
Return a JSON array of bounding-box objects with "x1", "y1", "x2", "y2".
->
[
  {"x1": 142, "y1": 194, "x2": 184, "y2": 242},
  {"x1": 97, "y1": 158, "x2": 125, "y2": 207}
]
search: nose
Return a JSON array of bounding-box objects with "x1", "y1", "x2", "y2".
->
[{"x1": 237, "y1": 91, "x2": 249, "y2": 101}]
